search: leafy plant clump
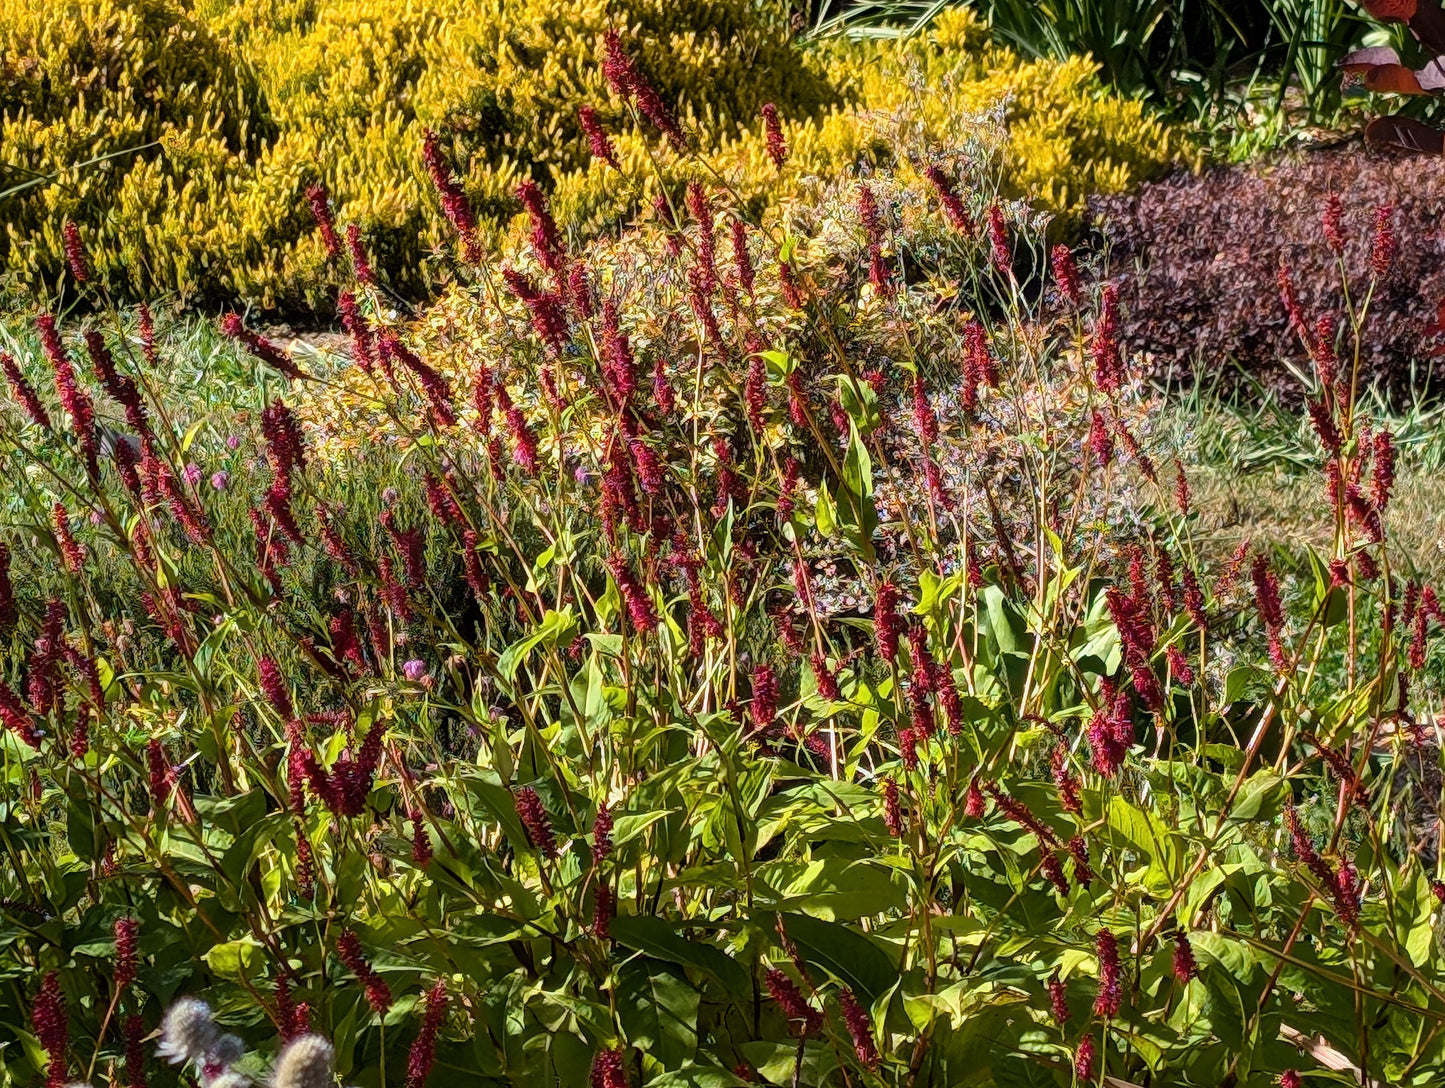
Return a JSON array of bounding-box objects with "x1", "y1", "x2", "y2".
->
[
  {"x1": 1, "y1": 28, "x2": 1443, "y2": 1088},
  {"x1": 0, "y1": 0, "x2": 1178, "y2": 312}
]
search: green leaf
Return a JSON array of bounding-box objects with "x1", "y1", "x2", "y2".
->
[
  {"x1": 757, "y1": 911, "x2": 897, "y2": 1005},
  {"x1": 497, "y1": 608, "x2": 577, "y2": 681},
  {"x1": 616, "y1": 962, "x2": 699, "y2": 1069},
  {"x1": 609, "y1": 914, "x2": 752, "y2": 996}
]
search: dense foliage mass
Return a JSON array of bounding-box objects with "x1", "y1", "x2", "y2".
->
[
  {"x1": 1090, "y1": 146, "x2": 1445, "y2": 392},
  {"x1": 0, "y1": 0, "x2": 1177, "y2": 311},
  {"x1": 0, "y1": 29, "x2": 1443, "y2": 1087}
]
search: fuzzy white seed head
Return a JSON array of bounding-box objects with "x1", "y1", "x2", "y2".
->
[
  {"x1": 207, "y1": 1033, "x2": 247, "y2": 1071},
  {"x1": 273, "y1": 1034, "x2": 336, "y2": 1088},
  {"x1": 156, "y1": 997, "x2": 220, "y2": 1065},
  {"x1": 208, "y1": 1075, "x2": 252, "y2": 1088}
]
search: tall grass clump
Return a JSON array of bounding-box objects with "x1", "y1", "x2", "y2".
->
[{"x1": 0, "y1": 27, "x2": 1443, "y2": 1088}]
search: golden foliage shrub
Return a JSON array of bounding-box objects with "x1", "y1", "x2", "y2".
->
[{"x1": 0, "y1": 1, "x2": 1180, "y2": 312}]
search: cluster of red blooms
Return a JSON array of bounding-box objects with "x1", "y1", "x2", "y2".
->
[
  {"x1": 1093, "y1": 930, "x2": 1122, "y2": 1017},
  {"x1": 763, "y1": 968, "x2": 823, "y2": 1037},
  {"x1": 276, "y1": 975, "x2": 312, "y2": 1041},
  {"x1": 857, "y1": 184, "x2": 891, "y2": 296},
  {"x1": 514, "y1": 785, "x2": 557, "y2": 858},
  {"x1": 62, "y1": 219, "x2": 90, "y2": 282},
  {"x1": 760, "y1": 102, "x2": 787, "y2": 167},
  {"x1": 286, "y1": 714, "x2": 384, "y2": 818},
  {"x1": 1284, "y1": 804, "x2": 1360, "y2": 930},
  {"x1": 403, "y1": 980, "x2": 449, "y2": 1088},
  {"x1": 336, "y1": 930, "x2": 393, "y2": 1014},
  {"x1": 31, "y1": 971, "x2": 69, "y2": 1088},
  {"x1": 38, "y1": 313, "x2": 100, "y2": 480},
  {"x1": 421, "y1": 129, "x2": 482, "y2": 262},
  {"x1": 590, "y1": 1047, "x2": 630, "y2": 1088},
  {"x1": 305, "y1": 183, "x2": 341, "y2": 260},
  {"x1": 602, "y1": 31, "x2": 684, "y2": 151},
  {"x1": 220, "y1": 312, "x2": 308, "y2": 382}
]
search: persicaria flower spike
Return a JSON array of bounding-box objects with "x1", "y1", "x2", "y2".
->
[
  {"x1": 590, "y1": 1047, "x2": 629, "y2": 1088},
  {"x1": 221, "y1": 313, "x2": 308, "y2": 381},
  {"x1": 514, "y1": 785, "x2": 557, "y2": 857},
  {"x1": 305, "y1": 184, "x2": 341, "y2": 259},
  {"x1": 2, "y1": 351, "x2": 51, "y2": 430},
  {"x1": 403, "y1": 980, "x2": 448, "y2": 1088},
  {"x1": 764, "y1": 968, "x2": 822, "y2": 1037},
  {"x1": 63, "y1": 220, "x2": 90, "y2": 282},
  {"x1": 924, "y1": 164, "x2": 973, "y2": 233},
  {"x1": 1093, "y1": 929, "x2": 1121, "y2": 1017},
  {"x1": 578, "y1": 105, "x2": 619, "y2": 168},
  {"x1": 1370, "y1": 204, "x2": 1396, "y2": 278},
  {"x1": 422, "y1": 129, "x2": 482, "y2": 262},
  {"x1": 32, "y1": 970, "x2": 68, "y2": 1088},
  {"x1": 761, "y1": 102, "x2": 787, "y2": 166},
  {"x1": 336, "y1": 931, "x2": 393, "y2": 1014},
  {"x1": 602, "y1": 30, "x2": 685, "y2": 150},
  {"x1": 837, "y1": 988, "x2": 879, "y2": 1071}
]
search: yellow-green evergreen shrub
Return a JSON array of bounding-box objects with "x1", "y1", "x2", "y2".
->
[{"x1": 0, "y1": 1, "x2": 1182, "y2": 312}]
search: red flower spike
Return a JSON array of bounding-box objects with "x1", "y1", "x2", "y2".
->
[
  {"x1": 578, "y1": 105, "x2": 620, "y2": 168},
  {"x1": 838, "y1": 988, "x2": 879, "y2": 1071},
  {"x1": 336, "y1": 930, "x2": 393, "y2": 1015},
  {"x1": 403, "y1": 980, "x2": 448, "y2": 1088},
  {"x1": 761, "y1": 102, "x2": 787, "y2": 166},
  {"x1": 1093, "y1": 930, "x2": 1122, "y2": 1018}
]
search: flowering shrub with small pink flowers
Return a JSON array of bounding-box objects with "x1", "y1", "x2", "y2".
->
[{"x1": 1, "y1": 30, "x2": 1444, "y2": 1088}]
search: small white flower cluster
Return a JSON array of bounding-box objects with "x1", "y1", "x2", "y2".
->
[{"x1": 155, "y1": 998, "x2": 343, "y2": 1088}]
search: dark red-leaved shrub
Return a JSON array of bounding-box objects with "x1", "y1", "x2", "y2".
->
[{"x1": 1088, "y1": 146, "x2": 1445, "y2": 392}]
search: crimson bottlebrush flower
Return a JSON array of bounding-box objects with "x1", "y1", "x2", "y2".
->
[
  {"x1": 28, "y1": 599, "x2": 65, "y2": 716},
  {"x1": 687, "y1": 266, "x2": 722, "y2": 346},
  {"x1": 1048, "y1": 974, "x2": 1069, "y2": 1025},
  {"x1": 590, "y1": 1047, "x2": 629, "y2": 1088},
  {"x1": 629, "y1": 437, "x2": 664, "y2": 495},
  {"x1": 1041, "y1": 852, "x2": 1070, "y2": 895},
  {"x1": 295, "y1": 830, "x2": 316, "y2": 898},
  {"x1": 62, "y1": 219, "x2": 91, "y2": 282},
  {"x1": 602, "y1": 30, "x2": 685, "y2": 150},
  {"x1": 1051, "y1": 243, "x2": 1083, "y2": 308},
  {"x1": 517, "y1": 178, "x2": 565, "y2": 276},
  {"x1": 962, "y1": 319, "x2": 999, "y2": 402},
  {"x1": 114, "y1": 916, "x2": 139, "y2": 990},
  {"x1": 578, "y1": 104, "x2": 619, "y2": 167},
  {"x1": 593, "y1": 800, "x2": 613, "y2": 862},
  {"x1": 504, "y1": 404, "x2": 540, "y2": 475},
  {"x1": 315, "y1": 508, "x2": 359, "y2": 576},
  {"x1": 1091, "y1": 284, "x2": 1125, "y2": 393},
  {"x1": 987, "y1": 204, "x2": 1011, "y2": 276},
  {"x1": 1093, "y1": 930, "x2": 1122, "y2": 1017},
  {"x1": 265, "y1": 469, "x2": 304, "y2": 546},
  {"x1": 329, "y1": 611, "x2": 367, "y2": 674},
  {"x1": 2, "y1": 350, "x2": 51, "y2": 429},
  {"x1": 51, "y1": 503, "x2": 85, "y2": 574},
  {"x1": 514, "y1": 785, "x2": 557, "y2": 857},
  {"x1": 898, "y1": 726, "x2": 919, "y2": 770},
  {"x1": 1155, "y1": 545, "x2": 1179, "y2": 611},
  {"x1": 1068, "y1": 837, "x2": 1094, "y2": 886},
  {"x1": 306, "y1": 184, "x2": 341, "y2": 259},
  {"x1": 1279, "y1": 1070, "x2": 1302, "y2": 1088},
  {"x1": 567, "y1": 262, "x2": 595, "y2": 320},
  {"x1": 344, "y1": 223, "x2": 376, "y2": 285},
  {"x1": 1088, "y1": 410, "x2": 1114, "y2": 469},
  {"x1": 1052, "y1": 746, "x2": 1082, "y2": 815},
  {"x1": 258, "y1": 657, "x2": 294, "y2": 720},
  {"x1": 882, "y1": 777, "x2": 903, "y2": 835},
  {"x1": 402, "y1": 979, "x2": 448, "y2": 1088},
  {"x1": 931, "y1": 659, "x2": 963, "y2": 734},
  {"x1": 761, "y1": 101, "x2": 787, "y2": 166},
  {"x1": 911, "y1": 376, "x2": 939, "y2": 446},
  {"x1": 810, "y1": 650, "x2": 840, "y2": 702},
  {"x1": 461, "y1": 528, "x2": 491, "y2": 604},
  {"x1": 38, "y1": 314, "x2": 100, "y2": 479},
  {"x1": 1088, "y1": 677, "x2": 1132, "y2": 777},
  {"x1": 382, "y1": 510, "x2": 426, "y2": 586},
  {"x1": 502, "y1": 268, "x2": 570, "y2": 355},
  {"x1": 421, "y1": 129, "x2": 482, "y2": 262},
  {"x1": 32, "y1": 971, "x2": 68, "y2": 1088},
  {"x1": 221, "y1": 313, "x2": 308, "y2": 381},
  {"x1": 838, "y1": 988, "x2": 879, "y2": 1071},
  {"x1": 591, "y1": 882, "x2": 613, "y2": 941},
  {"x1": 686, "y1": 182, "x2": 717, "y2": 293},
  {"x1": 1172, "y1": 931, "x2": 1198, "y2": 982},
  {"x1": 1323, "y1": 193, "x2": 1344, "y2": 255},
  {"x1": 609, "y1": 553, "x2": 657, "y2": 630},
  {"x1": 1105, "y1": 587, "x2": 1154, "y2": 668},
  {"x1": 1370, "y1": 204, "x2": 1396, "y2": 278},
  {"x1": 984, "y1": 781, "x2": 1058, "y2": 847},
  {"x1": 124, "y1": 1012, "x2": 147, "y2": 1088},
  {"x1": 873, "y1": 581, "x2": 903, "y2": 664},
  {"x1": 857, "y1": 184, "x2": 891, "y2": 295},
  {"x1": 778, "y1": 255, "x2": 803, "y2": 309},
  {"x1": 742, "y1": 352, "x2": 769, "y2": 432},
  {"x1": 1308, "y1": 314, "x2": 1339, "y2": 390},
  {"x1": 730, "y1": 219, "x2": 755, "y2": 295},
  {"x1": 337, "y1": 291, "x2": 378, "y2": 373},
  {"x1": 423, "y1": 471, "x2": 464, "y2": 527},
  {"x1": 262, "y1": 399, "x2": 308, "y2": 475},
  {"x1": 1371, "y1": 430, "x2": 1396, "y2": 513},
  {"x1": 777, "y1": 456, "x2": 800, "y2": 520},
  {"x1": 1251, "y1": 553, "x2": 1284, "y2": 631},
  {"x1": 1306, "y1": 398, "x2": 1340, "y2": 457},
  {"x1": 1075, "y1": 1035, "x2": 1095, "y2": 1080},
  {"x1": 377, "y1": 334, "x2": 456, "y2": 427},
  {"x1": 336, "y1": 930, "x2": 393, "y2": 1014},
  {"x1": 600, "y1": 300, "x2": 637, "y2": 404},
  {"x1": 86, "y1": 330, "x2": 148, "y2": 435},
  {"x1": 1174, "y1": 459, "x2": 1192, "y2": 516},
  {"x1": 765, "y1": 968, "x2": 822, "y2": 1037},
  {"x1": 137, "y1": 303, "x2": 161, "y2": 368},
  {"x1": 750, "y1": 663, "x2": 779, "y2": 732},
  {"x1": 1166, "y1": 645, "x2": 1194, "y2": 686},
  {"x1": 410, "y1": 808, "x2": 433, "y2": 866},
  {"x1": 964, "y1": 777, "x2": 985, "y2": 818},
  {"x1": 924, "y1": 164, "x2": 973, "y2": 233},
  {"x1": 147, "y1": 738, "x2": 176, "y2": 807}
]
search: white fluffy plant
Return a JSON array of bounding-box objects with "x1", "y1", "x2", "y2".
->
[{"x1": 151, "y1": 997, "x2": 346, "y2": 1088}]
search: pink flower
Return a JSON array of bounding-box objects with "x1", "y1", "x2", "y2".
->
[
  {"x1": 514, "y1": 786, "x2": 557, "y2": 857},
  {"x1": 837, "y1": 988, "x2": 879, "y2": 1070},
  {"x1": 31, "y1": 971, "x2": 68, "y2": 1088},
  {"x1": 63, "y1": 220, "x2": 91, "y2": 282},
  {"x1": 1093, "y1": 929, "x2": 1121, "y2": 1017},
  {"x1": 403, "y1": 980, "x2": 448, "y2": 1088},
  {"x1": 761, "y1": 102, "x2": 787, "y2": 166},
  {"x1": 336, "y1": 931, "x2": 393, "y2": 1015},
  {"x1": 578, "y1": 105, "x2": 619, "y2": 168}
]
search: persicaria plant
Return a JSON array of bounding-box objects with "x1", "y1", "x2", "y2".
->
[{"x1": 0, "y1": 25, "x2": 1442, "y2": 1088}]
